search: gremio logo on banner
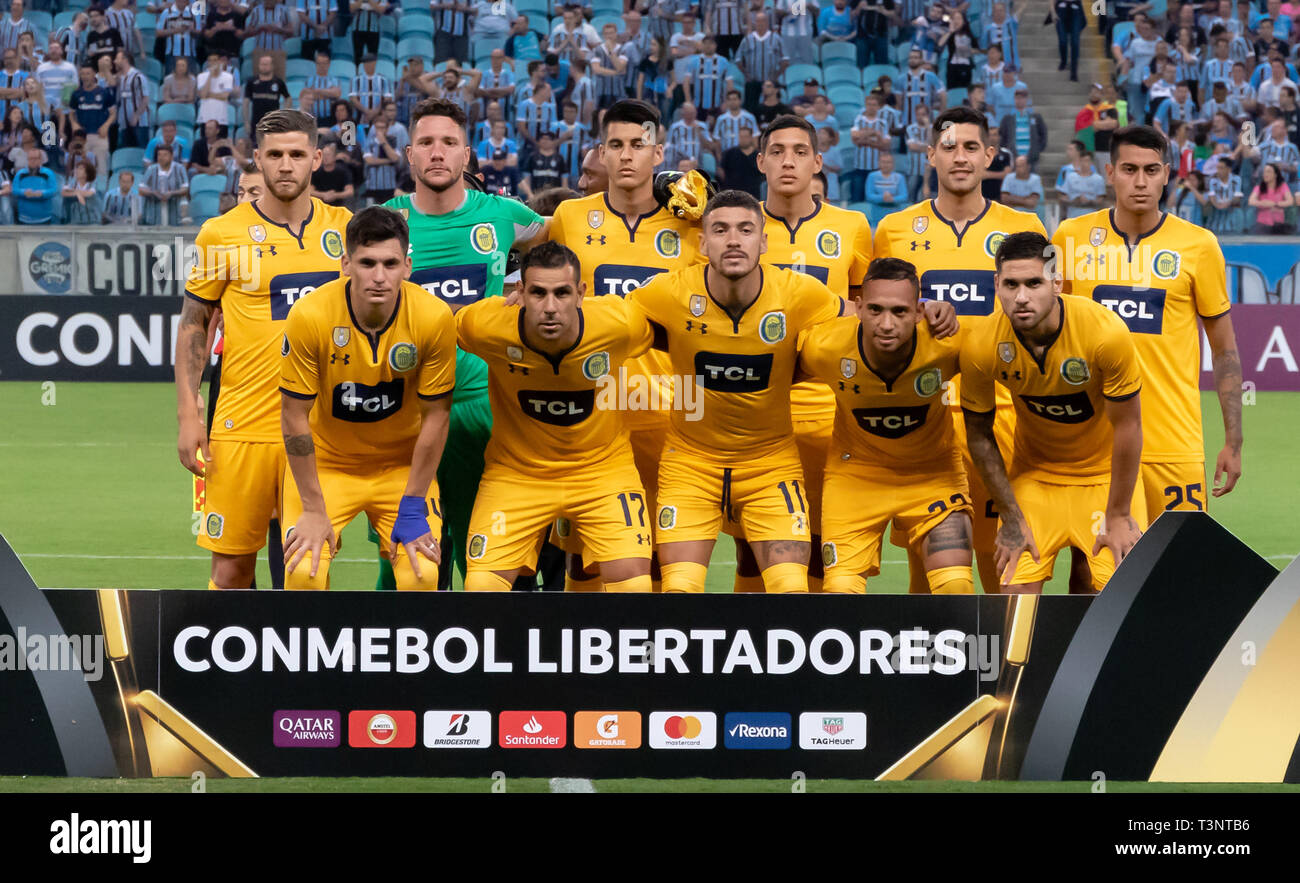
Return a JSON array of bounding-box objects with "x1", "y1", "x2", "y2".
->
[{"x1": 27, "y1": 241, "x2": 73, "y2": 294}]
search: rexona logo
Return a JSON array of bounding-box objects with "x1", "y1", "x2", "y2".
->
[
  {"x1": 648, "y1": 711, "x2": 717, "y2": 749},
  {"x1": 499, "y1": 711, "x2": 566, "y2": 748},
  {"x1": 723, "y1": 712, "x2": 792, "y2": 749},
  {"x1": 347, "y1": 710, "x2": 417, "y2": 748},
  {"x1": 423, "y1": 710, "x2": 492, "y2": 748},
  {"x1": 273, "y1": 710, "x2": 341, "y2": 747},
  {"x1": 797, "y1": 712, "x2": 868, "y2": 750},
  {"x1": 575, "y1": 711, "x2": 642, "y2": 749}
]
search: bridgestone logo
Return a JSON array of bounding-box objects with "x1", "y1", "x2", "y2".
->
[
  {"x1": 429, "y1": 737, "x2": 481, "y2": 746},
  {"x1": 730, "y1": 724, "x2": 788, "y2": 739},
  {"x1": 503, "y1": 734, "x2": 561, "y2": 746}
]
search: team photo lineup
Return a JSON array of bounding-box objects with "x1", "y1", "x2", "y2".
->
[{"x1": 178, "y1": 94, "x2": 1244, "y2": 596}]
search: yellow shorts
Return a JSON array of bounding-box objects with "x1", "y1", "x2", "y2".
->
[
  {"x1": 470, "y1": 457, "x2": 652, "y2": 573},
  {"x1": 551, "y1": 421, "x2": 665, "y2": 556},
  {"x1": 1141, "y1": 461, "x2": 1207, "y2": 519},
  {"x1": 1010, "y1": 475, "x2": 1148, "y2": 590},
  {"x1": 281, "y1": 461, "x2": 443, "y2": 590},
  {"x1": 197, "y1": 439, "x2": 285, "y2": 555},
  {"x1": 821, "y1": 458, "x2": 971, "y2": 580},
  {"x1": 655, "y1": 444, "x2": 810, "y2": 545}
]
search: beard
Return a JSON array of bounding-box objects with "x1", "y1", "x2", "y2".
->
[
  {"x1": 268, "y1": 173, "x2": 310, "y2": 203},
  {"x1": 418, "y1": 165, "x2": 462, "y2": 193}
]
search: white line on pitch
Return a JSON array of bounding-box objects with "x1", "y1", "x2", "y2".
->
[{"x1": 549, "y1": 777, "x2": 596, "y2": 793}]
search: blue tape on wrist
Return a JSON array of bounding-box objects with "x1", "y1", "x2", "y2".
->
[{"x1": 392, "y1": 495, "x2": 431, "y2": 547}]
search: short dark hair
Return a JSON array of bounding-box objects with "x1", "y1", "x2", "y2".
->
[
  {"x1": 601, "y1": 98, "x2": 660, "y2": 137},
  {"x1": 345, "y1": 206, "x2": 409, "y2": 256},
  {"x1": 701, "y1": 188, "x2": 763, "y2": 223},
  {"x1": 759, "y1": 113, "x2": 817, "y2": 153},
  {"x1": 812, "y1": 169, "x2": 828, "y2": 192},
  {"x1": 256, "y1": 109, "x2": 319, "y2": 147},
  {"x1": 528, "y1": 186, "x2": 580, "y2": 216},
  {"x1": 863, "y1": 257, "x2": 920, "y2": 299},
  {"x1": 520, "y1": 239, "x2": 581, "y2": 285},
  {"x1": 410, "y1": 97, "x2": 468, "y2": 135},
  {"x1": 1109, "y1": 124, "x2": 1168, "y2": 161},
  {"x1": 931, "y1": 105, "x2": 989, "y2": 145},
  {"x1": 994, "y1": 230, "x2": 1052, "y2": 272}
]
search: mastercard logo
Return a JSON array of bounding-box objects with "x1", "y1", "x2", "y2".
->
[{"x1": 662, "y1": 715, "x2": 702, "y2": 739}]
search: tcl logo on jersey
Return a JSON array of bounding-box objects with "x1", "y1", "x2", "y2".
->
[
  {"x1": 269, "y1": 271, "x2": 339, "y2": 320},
  {"x1": 1019, "y1": 391, "x2": 1095, "y2": 424},
  {"x1": 331, "y1": 379, "x2": 404, "y2": 422},
  {"x1": 850, "y1": 405, "x2": 931, "y2": 438},
  {"x1": 422, "y1": 711, "x2": 492, "y2": 748},
  {"x1": 499, "y1": 711, "x2": 567, "y2": 748},
  {"x1": 694, "y1": 351, "x2": 773, "y2": 392},
  {"x1": 574, "y1": 711, "x2": 642, "y2": 749},
  {"x1": 347, "y1": 710, "x2": 417, "y2": 748},
  {"x1": 516, "y1": 389, "x2": 596, "y2": 426},
  {"x1": 1092, "y1": 285, "x2": 1166, "y2": 334},
  {"x1": 410, "y1": 264, "x2": 489, "y2": 305},
  {"x1": 593, "y1": 264, "x2": 665, "y2": 297},
  {"x1": 773, "y1": 262, "x2": 830, "y2": 284},
  {"x1": 920, "y1": 269, "x2": 996, "y2": 316}
]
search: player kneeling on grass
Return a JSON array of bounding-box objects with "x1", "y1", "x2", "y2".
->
[
  {"x1": 278, "y1": 206, "x2": 458, "y2": 590},
  {"x1": 961, "y1": 231, "x2": 1145, "y2": 594},
  {"x1": 455, "y1": 241, "x2": 654, "y2": 592},
  {"x1": 797, "y1": 257, "x2": 974, "y2": 595}
]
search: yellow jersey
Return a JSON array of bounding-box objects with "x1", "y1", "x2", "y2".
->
[
  {"x1": 762, "y1": 199, "x2": 873, "y2": 424},
  {"x1": 549, "y1": 192, "x2": 705, "y2": 428},
  {"x1": 961, "y1": 295, "x2": 1142, "y2": 484},
  {"x1": 627, "y1": 264, "x2": 844, "y2": 462},
  {"x1": 187, "y1": 198, "x2": 352, "y2": 442},
  {"x1": 279, "y1": 277, "x2": 457, "y2": 470},
  {"x1": 799, "y1": 317, "x2": 963, "y2": 475},
  {"x1": 456, "y1": 296, "x2": 653, "y2": 477},
  {"x1": 1051, "y1": 209, "x2": 1231, "y2": 464}
]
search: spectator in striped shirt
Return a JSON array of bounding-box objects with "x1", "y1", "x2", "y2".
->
[
  {"x1": 430, "y1": 0, "x2": 472, "y2": 66},
  {"x1": 710, "y1": 0, "x2": 746, "y2": 58},
  {"x1": 903, "y1": 101, "x2": 930, "y2": 200},
  {"x1": 157, "y1": 0, "x2": 198, "y2": 74},
  {"x1": 1251, "y1": 119, "x2": 1300, "y2": 182},
  {"x1": 297, "y1": 0, "x2": 335, "y2": 60},
  {"x1": 645, "y1": 0, "x2": 693, "y2": 44},
  {"x1": 774, "y1": 0, "x2": 817, "y2": 64},
  {"x1": 515, "y1": 78, "x2": 556, "y2": 162},
  {"x1": 0, "y1": 0, "x2": 32, "y2": 56},
  {"x1": 17, "y1": 77, "x2": 55, "y2": 139},
  {"x1": 363, "y1": 112, "x2": 405, "y2": 203},
  {"x1": 114, "y1": 49, "x2": 150, "y2": 148},
  {"x1": 438, "y1": 64, "x2": 481, "y2": 122},
  {"x1": 619, "y1": 10, "x2": 652, "y2": 92},
  {"x1": 245, "y1": 0, "x2": 294, "y2": 79},
  {"x1": 476, "y1": 50, "x2": 517, "y2": 122},
  {"x1": 1226, "y1": 63, "x2": 1257, "y2": 118},
  {"x1": 895, "y1": 48, "x2": 946, "y2": 126},
  {"x1": 106, "y1": 0, "x2": 143, "y2": 58},
  {"x1": 396, "y1": 57, "x2": 438, "y2": 127},
  {"x1": 139, "y1": 144, "x2": 189, "y2": 225},
  {"x1": 473, "y1": 0, "x2": 517, "y2": 42},
  {"x1": 736, "y1": 11, "x2": 785, "y2": 113},
  {"x1": 591, "y1": 23, "x2": 630, "y2": 112},
  {"x1": 0, "y1": 47, "x2": 25, "y2": 118},
  {"x1": 301, "y1": 51, "x2": 341, "y2": 122},
  {"x1": 35, "y1": 41, "x2": 76, "y2": 110},
  {"x1": 682, "y1": 35, "x2": 731, "y2": 121},
  {"x1": 145, "y1": 119, "x2": 191, "y2": 163},
  {"x1": 1154, "y1": 80, "x2": 1198, "y2": 134},
  {"x1": 1205, "y1": 155, "x2": 1245, "y2": 232},
  {"x1": 103, "y1": 168, "x2": 140, "y2": 223},
  {"x1": 712, "y1": 89, "x2": 757, "y2": 152},
  {"x1": 350, "y1": 53, "x2": 391, "y2": 125},
  {"x1": 477, "y1": 116, "x2": 518, "y2": 164},
  {"x1": 981, "y1": 1, "x2": 1019, "y2": 69},
  {"x1": 664, "y1": 101, "x2": 714, "y2": 167},
  {"x1": 848, "y1": 92, "x2": 892, "y2": 201},
  {"x1": 566, "y1": 57, "x2": 596, "y2": 125},
  {"x1": 551, "y1": 5, "x2": 598, "y2": 64},
  {"x1": 1201, "y1": 36, "x2": 1234, "y2": 95},
  {"x1": 555, "y1": 98, "x2": 588, "y2": 181}
]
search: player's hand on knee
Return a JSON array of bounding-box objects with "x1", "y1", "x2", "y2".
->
[
  {"x1": 395, "y1": 532, "x2": 441, "y2": 580},
  {"x1": 995, "y1": 514, "x2": 1039, "y2": 587},
  {"x1": 177, "y1": 416, "x2": 210, "y2": 477},
  {"x1": 391, "y1": 495, "x2": 436, "y2": 578},
  {"x1": 285, "y1": 510, "x2": 335, "y2": 578},
  {"x1": 1093, "y1": 512, "x2": 1142, "y2": 565},
  {"x1": 921, "y1": 300, "x2": 959, "y2": 338},
  {"x1": 1212, "y1": 444, "x2": 1242, "y2": 497}
]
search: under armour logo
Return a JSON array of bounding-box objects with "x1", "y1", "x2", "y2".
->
[
  {"x1": 330, "y1": 352, "x2": 350, "y2": 365},
  {"x1": 910, "y1": 240, "x2": 931, "y2": 251},
  {"x1": 685, "y1": 321, "x2": 708, "y2": 334},
  {"x1": 256, "y1": 245, "x2": 278, "y2": 257},
  {"x1": 508, "y1": 364, "x2": 530, "y2": 375},
  {"x1": 586, "y1": 234, "x2": 607, "y2": 245},
  {"x1": 837, "y1": 381, "x2": 860, "y2": 394},
  {"x1": 1000, "y1": 369, "x2": 1022, "y2": 381}
]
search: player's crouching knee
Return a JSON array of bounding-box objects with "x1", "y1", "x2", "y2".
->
[
  {"x1": 822, "y1": 572, "x2": 867, "y2": 594},
  {"x1": 659, "y1": 562, "x2": 708, "y2": 593},
  {"x1": 285, "y1": 567, "x2": 330, "y2": 591},
  {"x1": 760, "y1": 562, "x2": 809, "y2": 594},
  {"x1": 926, "y1": 565, "x2": 974, "y2": 595},
  {"x1": 394, "y1": 563, "x2": 441, "y2": 591},
  {"x1": 464, "y1": 571, "x2": 514, "y2": 592}
]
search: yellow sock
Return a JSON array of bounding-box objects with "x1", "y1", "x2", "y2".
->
[
  {"x1": 732, "y1": 573, "x2": 764, "y2": 593},
  {"x1": 565, "y1": 573, "x2": 605, "y2": 592},
  {"x1": 464, "y1": 571, "x2": 513, "y2": 592},
  {"x1": 207, "y1": 579, "x2": 221, "y2": 591},
  {"x1": 660, "y1": 561, "x2": 708, "y2": 593},
  {"x1": 822, "y1": 573, "x2": 867, "y2": 594},
  {"x1": 603, "y1": 574, "x2": 652, "y2": 593},
  {"x1": 927, "y1": 565, "x2": 975, "y2": 595},
  {"x1": 761, "y1": 561, "x2": 808, "y2": 593}
]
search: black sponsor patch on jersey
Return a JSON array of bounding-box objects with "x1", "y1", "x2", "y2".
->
[
  {"x1": 694, "y1": 351, "x2": 773, "y2": 392},
  {"x1": 850, "y1": 404, "x2": 931, "y2": 438},
  {"x1": 773, "y1": 262, "x2": 831, "y2": 284},
  {"x1": 1019, "y1": 391, "x2": 1095, "y2": 424},
  {"x1": 593, "y1": 264, "x2": 667, "y2": 298},
  {"x1": 411, "y1": 264, "x2": 490, "y2": 305},
  {"x1": 919, "y1": 269, "x2": 996, "y2": 316},
  {"x1": 331, "y1": 379, "x2": 405, "y2": 422},
  {"x1": 517, "y1": 389, "x2": 596, "y2": 426},
  {"x1": 269, "y1": 271, "x2": 341, "y2": 320},
  {"x1": 1092, "y1": 284, "x2": 1166, "y2": 334}
]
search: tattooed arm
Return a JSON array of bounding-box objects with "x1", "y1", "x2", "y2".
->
[
  {"x1": 281, "y1": 393, "x2": 333, "y2": 578},
  {"x1": 174, "y1": 296, "x2": 217, "y2": 476},
  {"x1": 963, "y1": 407, "x2": 1039, "y2": 586},
  {"x1": 1203, "y1": 312, "x2": 1243, "y2": 496}
]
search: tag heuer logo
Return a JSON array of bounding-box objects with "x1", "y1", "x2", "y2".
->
[
  {"x1": 759, "y1": 311, "x2": 786, "y2": 344},
  {"x1": 1061, "y1": 356, "x2": 1091, "y2": 385},
  {"x1": 333, "y1": 326, "x2": 350, "y2": 347},
  {"x1": 467, "y1": 534, "x2": 487, "y2": 560},
  {"x1": 205, "y1": 513, "x2": 224, "y2": 538},
  {"x1": 388, "y1": 342, "x2": 418, "y2": 373},
  {"x1": 840, "y1": 358, "x2": 856, "y2": 379},
  {"x1": 998, "y1": 341, "x2": 1015, "y2": 363},
  {"x1": 1089, "y1": 226, "x2": 1107, "y2": 247},
  {"x1": 582, "y1": 351, "x2": 610, "y2": 380},
  {"x1": 507, "y1": 345, "x2": 524, "y2": 362},
  {"x1": 248, "y1": 224, "x2": 266, "y2": 243},
  {"x1": 821, "y1": 542, "x2": 837, "y2": 567},
  {"x1": 912, "y1": 216, "x2": 928, "y2": 234},
  {"x1": 658, "y1": 506, "x2": 677, "y2": 530},
  {"x1": 822, "y1": 717, "x2": 845, "y2": 736},
  {"x1": 587, "y1": 209, "x2": 604, "y2": 229},
  {"x1": 690, "y1": 294, "x2": 706, "y2": 317},
  {"x1": 914, "y1": 367, "x2": 942, "y2": 397}
]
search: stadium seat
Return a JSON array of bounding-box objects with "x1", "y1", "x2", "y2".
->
[
  {"x1": 861, "y1": 64, "x2": 897, "y2": 90},
  {"x1": 591, "y1": 13, "x2": 621, "y2": 31},
  {"x1": 471, "y1": 35, "x2": 506, "y2": 57},
  {"x1": 894, "y1": 42, "x2": 912, "y2": 65},
  {"x1": 828, "y1": 84, "x2": 863, "y2": 108},
  {"x1": 329, "y1": 59, "x2": 357, "y2": 80},
  {"x1": 240, "y1": 57, "x2": 253, "y2": 81},
  {"x1": 378, "y1": 37, "x2": 397, "y2": 60},
  {"x1": 287, "y1": 59, "x2": 316, "y2": 79},
  {"x1": 284, "y1": 38, "x2": 302, "y2": 57},
  {"x1": 111, "y1": 148, "x2": 145, "y2": 172},
  {"x1": 380, "y1": 16, "x2": 398, "y2": 38},
  {"x1": 516, "y1": 0, "x2": 549, "y2": 14},
  {"x1": 946, "y1": 87, "x2": 968, "y2": 108},
  {"x1": 819, "y1": 42, "x2": 855, "y2": 66},
  {"x1": 143, "y1": 58, "x2": 163, "y2": 83},
  {"x1": 784, "y1": 63, "x2": 821, "y2": 89},
  {"x1": 286, "y1": 76, "x2": 307, "y2": 96},
  {"x1": 400, "y1": 0, "x2": 429, "y2": 9},
  {"x1": 397, "y1": 38, "x2": 434, "y2": 63},
  {"x1": 27, "y1": 10, "x2": 52, "y2": 33},
  {"x1": 331, "y1": 36, "x2": 354, "y2": 59},
  {"x1": 833, "y1": 104, "x2": 858, "y2": 127},
  {"x1": 375, "y1": 60, "x2": 396, "y2": 81},
  {"x1": 591, "y1": 0, "x2": 623, "y2": 12},
  {"x1": 823, "y1": 63, "x2": 859, "y2": 87},
  {"x1": 53, "y1": 11, "x2": 77, "y2": 29},
  {"x1": 136, "y1": 11, "x2": 155, "y2": 38},
  {"x1": 190, "y1": 174, "x2": 227, "y2": 196},
  {"x1": 64, "y1": 0, "x2": 91, "y2": 8},
  {"x1": 157, "y1": 103, "x2": 196, "y2": 127},
  {"x1": 847, "y1": 202, "x2": 871, "y2": 218},
  {"x1": 700, "y1": 152, "x2": 716, "y2": 176},
  {"x1": 189, "y1": 191, "x2": 223, "y2": 226},
  {"x1": 399, "y1": 14, "x2": 435, "y2": 36}
]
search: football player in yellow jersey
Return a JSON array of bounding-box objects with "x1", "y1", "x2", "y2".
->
[
  {"x1": 1051, "y1": 125, "x2": 1242, "y2": 524},
  {"x1": 549, "y1": 99, "x2": 706, "y2": 588},
  {"x1": 962, "y1": 232, "x2": 1146, "y2": 594},
  {"x1": 176, "y1": 110, "x2": 352, "y2": 590},
  {"x1": 456, "y1": 242, "x2": 654, "y2": 592},
  {"x1": 873, "y1": 105, "x2": 1046, "y2": 594},
  {"x1": 627, "y1": 190, "x2": 845, "y2": 594},
  {"x1": 798, "y1": 257, "x2": 973, "y2": 595},
  {"x1": 278, "y1": 207, "x2": 457, "y2": 589}
]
